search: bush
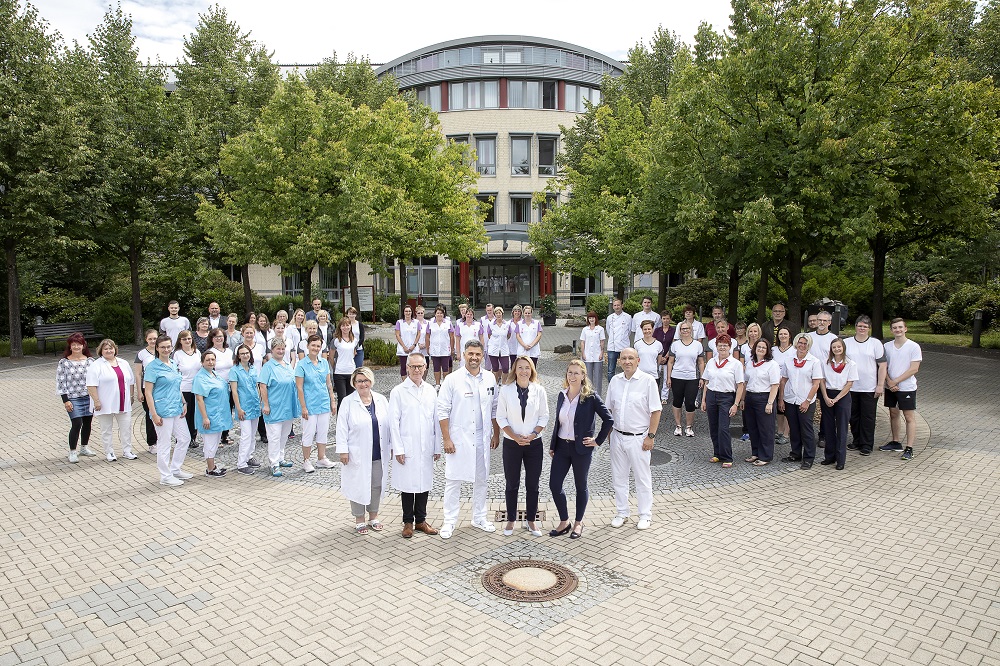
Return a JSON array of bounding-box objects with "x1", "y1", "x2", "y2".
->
[
  {"x1": 363, "y1": 338, "x2": 397, "y2": 366},
  {"x1": 981, "y1": 331, "x2": 1000, "y2": 349},
  {"x1": 585, "y1": 294, "x2": 610, "y2": 317},
  {"x1": 899, "y1": 281, "x2": 955, "y2": 321},
  {"x1": 942, "y1": 283, "x2": 1000, "y2": 331},
  {"x1": 92, "y1": 299, "x2": 136, "y2": 345},
  {"x1": 623, "y1": 289, "x2": 657, "y2": 315},
  {"x1": 267, "y1": 295, "x2": 305, "y2": 318},
  {"x1": 928, "y1": 311, "x2": 963, "y2": 334},
  {"x1": 666, "y1": 278, "x2": 719, "y2": 312},
  {"x1": 737, "y1": 300, "x2": 758, "y2": 326},
  {"x1": 0, "y1": 337, "x2": 39, "y2": 357},
  {"x1": 451, "y1": 296, "x2": 470, "y2": 320},
  {"x1": 26, "y1": 288, "x2": 94, "y2": 324},
  {"x1": 375, "y1": 294, "x2": 400, "y2": 323}
]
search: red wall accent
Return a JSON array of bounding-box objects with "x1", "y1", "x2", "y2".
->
[
  {"x1": 499, "y1": 78, "x2": 508, "y2": 109},
  {"x1": 557, "y1": 81, "x2": 566, "y2": 111},
  {"x1": 440, "y1": 83, "x2": 449, "y2": 112},
  {"x1": 459, "y1": 262, "x2": 470, "y2": 297}
]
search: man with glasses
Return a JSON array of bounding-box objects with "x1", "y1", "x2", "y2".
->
[
  {"x1": 844, "y1": 315, "x2": 886, "y2": 456},
  {"x1": 762, "y1": 302, "x2": 799, "y2": 346}
]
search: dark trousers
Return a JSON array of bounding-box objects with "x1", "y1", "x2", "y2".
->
[
  {"x1": 786, "y1": 401, "x2": 816, "y2": 462},
  {"x1": 706, "y1": 390, "x2": 735, "y2": 462},
  {"x1": 822, "y1": 398, "x2": 852, "y2": 466},
  {"x1": 182, "y1": 391, "x2": 197, "y2": 441},
  {"x1": 334, "y1": 374, "x2": 355, "y2": 406},
  {"x1": 744, "y1": 392, "x2": 775, "y2": 461},
  {"x1": 502, "y1": 437, "x2": 543, "y2": 522},
  {"x1": 68, "y1": 416, "x2": 93, "y2": 450},
  {"x1": 222, "y1": 393, "x2": 234, "y2": 443},
  {"x1": 141, "y1": 399, "x2": 157, "y2": 446},
  {"x1": 258, "y1": 417, "x2": 267, "y2": 442},
  {"x1": 549, "y1": 439, "x2": 593, "y2": 522},
  {"x1": 401, "y1": 491, "x2": 429, "y2": 524},
  {"x1": 849, "y1": 392, "x2": 877, "y2": 453}
]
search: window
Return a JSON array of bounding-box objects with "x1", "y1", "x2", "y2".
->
[
  {"x1": 319, "y1": 265, "x2": 348, "y2": 302},
  {"x1": 483, "y1": 50, "x2": 500, "y2": 64},
  {"x1": 504, "y1": 50, "x2": 522, "y2": 64},
  {"x1": 510, "y1": 196, "x2": 532, "y2": 226},
  {"x1": 450, "y1": 82, "x2": 464, "y2": 110},
  {"x1": 565, "y1": 84, "x2": 577, "y2": 112},
  {"x1": 281, "y1": 270, "x2": 303, "y2": 296},
  {"x1": 508, "y1": 80, "x2": 553, "y2": 109},
  {"x1": 537, "y1": 193, "x2": 558, "y2": 220},
  {"x1": 538, "y1": 137, "x2": 556, "y2": 176},
  {"x1": 570, "y1": 273, "x2": 603, "y2": 307},
  {"x1": 511, "y1": 136, "x2": 530, "y2": 176},
  {"x1": 484, "y1": 80, "x2": 499, "y2": 108},
  {"x1": 476, "y1": 137, "x2": 496, "y2": 176},
  {"x1": 449, "y1": 134, "x2": 469, "y2": 145},
  {"x1": 467, "y1": 81, "x2": 481, "y2": 109},
  {"x1": 405, "y1": 256, "x2": 439, "y2": 297},
  {"x1": 417, "y1": 85, "x2": 441, "y2": 112},
  {"x1": 563, "y1": 85, "x2": 600, "y2": 113},
  {"x1": 542, "y1": 81, "x2": 556, "y2": 110},
  {"x1": 477, "y1": 195, "x2": 496, "y2": 225}
]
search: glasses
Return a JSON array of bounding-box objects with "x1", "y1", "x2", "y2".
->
[
  {"x1": 354, "y1": 378, "x2": 372, "y2": 385},
  {"x1": 407, "y1": 364, "x2": 426, "y2": 369}
]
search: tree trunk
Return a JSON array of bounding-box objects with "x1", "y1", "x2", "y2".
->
[
  {"x1": 5, "y1": 238, "x2": 22, "y2": 358},
  {"x1": 657, "y1": 271, "x2": 667, "y2": 311},
  {"x1": 348, "y1": 261, "x2": 361, "y2": 320},
  {"x1": 615, "y1": 276, "x2": 625, "y2": 302},
  {"x1": 756, "y1": 268, "x2": 768, "y2": 324},
  {"x1": 870, "y1": 232, "x2": 889, "y2": 341},
  {"x1": 128, "y1": 244, "x2": 143, "y2": 345},
  {"x1": 240, "y1": 265, "x2": 253, "y2": 319},
  {"x1": 301, "y1": 268, "x2": 312, "y2": 310},
  {"x1": 787, "y1": 250, "x2": 804, "y2": 330},
  {"x1": 397, "y1": 257, "x2": 408, "y2": 320},
  {"x1": 728, "y1": 261, "x2": 740, "y2": 323}
]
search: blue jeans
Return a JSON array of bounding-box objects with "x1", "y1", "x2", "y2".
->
[
  {"x1": 354, "y1": 347, "x2": 364, "y2": 369},
  {"x1": 606, "y1": 351, "x2": 621, "y2": 386}
]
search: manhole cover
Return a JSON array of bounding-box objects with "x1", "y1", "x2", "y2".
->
[
  {"x1": 482, "y1": 560, "x2": 578, "y2": 602},
  {"x1": 650, "y1": 449, "x2": 672, "y2": 465}
]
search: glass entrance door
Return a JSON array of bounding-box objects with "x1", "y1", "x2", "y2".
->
[{"x1": 474, "y1": 262, "x2": 536, "y2": 308}]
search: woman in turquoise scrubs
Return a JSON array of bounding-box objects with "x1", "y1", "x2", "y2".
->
[
  {"x1": 193, "y1": 350, "x2": 233, "y2": 478},
  {"x1": 144, "y1": 334, "x2": 191, "y2": 487},
  {"x1": 258, "y1": 338, "x2": 301, "y2": 477},
  {"x1": 295, "y1": 334, "x2": 336, "y2": 474},
  {"x1": 230, "y1": 344, "x2": 262, "y2": 475}
]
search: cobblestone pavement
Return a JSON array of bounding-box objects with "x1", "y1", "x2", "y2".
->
[{"x1": 1, "y1": 339, "x2": 997, "y2": 666}]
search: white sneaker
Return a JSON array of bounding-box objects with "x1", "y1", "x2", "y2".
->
[
  {"x1": 685, "y1": 427, "x2": 695, "y2": 437},
  {"x1": 637, "y1": 518, "x2": 652, "y2": 530},
  {"x1": 440, "y1": 525, "x2": 454, "y2": 539},
  {"x1": 610, "y1": 515, "x2": 627, "y2": 528},
  {"x1": 79, "y1": 446, "x2": 96, "y2": 457},
  {"x1": 123, "y1": 451, "x2": 139, "y2": 460},
  {"x1": 160, "y1": 477, "x2": 183, "y2": 486},
  {"x1": 68, "y1": 451, "x2": 79, "y2": 464},
  {"x1": 302, "y1": 459, "x2": 315, "y2": 473},
  {"x1": 674, "y1": 425, "x2": 682, "y2": 436},
  {"x1": 471, "y1": 520, "x2": 496, "y2": 533},
  {"x1": 148, "y1": 446, "x2": 157, "y2": 455},
  {"x1": 313, "y1": 457, "x2": 334, "y2": 469},
  {"x1": 174, "y1": 470, "x2": 194, "y2": 480},
  {"x1": 106, "y1": 454, "x2": 117, "y2": 462}
]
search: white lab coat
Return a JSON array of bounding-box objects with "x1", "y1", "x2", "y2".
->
[
  {"x1": 388, "y1": 378, "x2": 441, "y2": 493},
  {"x1": 495, "y1": 381, "x2": 550, "y2": 438},
  {"x1": 86, "y1": 357, "x2": 135, "y2": 416},
  {"x1": 436, "y1": 366, "x2": 497, "y2": 482},
  {"x1": 335, "y1": 391, "x2": 391, "y2": 505}
]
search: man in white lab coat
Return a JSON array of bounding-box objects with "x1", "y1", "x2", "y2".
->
[{"x1": 437, "y1": 339, "x2": 500, "y2": 539}]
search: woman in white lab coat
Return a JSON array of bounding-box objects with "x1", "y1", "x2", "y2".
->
[
  {"x1": 336, "y1": 366, "x2": 391, "y2": 535},
  {"x1": 86, "y1": 339, "x2": 137, "y2": 461},
  {"x1": 389, "y1": 353, "x2": 442, "y2": 537}
]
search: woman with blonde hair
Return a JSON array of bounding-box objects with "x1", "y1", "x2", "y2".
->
[
  {"x1": 86, "y1": 339, "x2": 137, "y2": 461},
  {"x1": 548, "y1": 359, "x2": 613, "y2": 539},
  {"x1": 778, "y1": 333, "x2": 824, "y2": 469}
]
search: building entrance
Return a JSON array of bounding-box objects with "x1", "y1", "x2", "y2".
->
[{"x1": 473, "y1": 261, "x2": 538, "y2": 309}]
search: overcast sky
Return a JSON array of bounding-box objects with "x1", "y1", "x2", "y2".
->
[{"x1": 31, "y1": 0, "x2": 735, "y2": 66}]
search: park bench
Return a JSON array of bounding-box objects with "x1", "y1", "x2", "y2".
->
[{"x1": 35, "y1": 322, "x2": 105, "y2": 355}]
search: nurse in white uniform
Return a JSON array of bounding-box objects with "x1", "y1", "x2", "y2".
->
[{"x1": 86, "y1": 339, "x2": 137, "y2": 462}]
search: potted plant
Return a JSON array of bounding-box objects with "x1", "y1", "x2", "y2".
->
[{"x1": 539, "y1": 295, "x2": 557, "y2": 327}]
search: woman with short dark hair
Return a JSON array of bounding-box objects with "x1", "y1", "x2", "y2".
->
[{"x1": 57, "y1": 333, "x2": 95, "y2": 463}]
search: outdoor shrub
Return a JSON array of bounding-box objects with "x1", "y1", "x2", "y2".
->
[
  {"x1": 26, "y1": 288, "x2": 93, "y2": 324},
  {"x1": 928, "y1": 311, "x2": 963, "y2": 334},
  {"x1": 363, "y1": 338, "x2": 397, "y2": 366},
  {"x1": 665, "y1": 278, "x2": 719, "y2": 312},
  {"x1": 981, "y1": 331, "x2": 1000, "y2": 349},
  {"x1": 899, "y1": 281, "x2": 955, "y2": 321},
  {"x1": 0, "y1": 337, "x2": 39, "y2": 357},
  {"x1": 375, "y1": 294, "x2": 400, "y2": 323},
  {"x1": 93, "y1": 300, "x2": 136, "y2": 345},
  {"x1": 623, "y1": 289, "x2": 657, "y2": 315},
  {"x1": 267, "y1": 295, "x2": 304, "y2": 318},
  {"x1": 942, "y1": 283, "x2": 1000, "y2": 330},
  {"x1": 585, "y1": 294, "x2": 610, "y2": 316},
  {"x1": 737, "y1": 300, "x2": 758, "y2": 326}
]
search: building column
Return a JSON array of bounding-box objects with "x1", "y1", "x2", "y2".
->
[
  {"x1": 499, "y1": 78, "x2": 508, "y2": 109},
  {"x1": 459, "y1": 262, "x2": 470, "y2": 297}
]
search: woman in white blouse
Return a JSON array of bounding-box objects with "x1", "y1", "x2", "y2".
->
[
  {"x1": 453, "y1": 307, "x2": 484, "y2": 368},
  {"x1": 87, "y1": 339, "x2": 137, "y2": 461},
  {"x1": 635, "y1": 320, "x2": 664, "y2": 378},
  {"x1": 516, "y1": 305, "x2": 543, "y2": 370},
  {"x1": 741, "y1": 338, "x2": 781, "y2": 466},
  {"x1": 778, "y1": 333, "x2": 824, "y2": 469},
  {"x1": 495, "y1": 356, "x2": 549, "y2": 536},
  {"x1": 699, "y1": 335, "x2": 745, "y2": 468},
  {"x1": 820, "y1": 338, "x2": 858, "y2": 470},
  {"x1": 667, "y1": 322, "x2": 706, "y2": 437},
  {"x1": 173, "y1": 330, "x2": 202, "y2": 448},
  {"x1": 486, "y1": 306, "x2": 512, "y2": 383},
  {"x1": 394, "y1": 305, "x2": 420, "y2": 379},
  {"x1": 424, "y1": 305, "x2": 454, "y2": 388},
  {"x1": 578, "y1": 311, "x2": 606, "y2": 395},
  {"x1": 771, "y1": 326, "x2": 795, "y2": 447}
]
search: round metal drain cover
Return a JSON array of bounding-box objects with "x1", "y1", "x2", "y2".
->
[
  {"x1": 482, "y1": 560, "x2": 578, "y2": 602},
  {"x1": 650, "y1": 449, "x2": 672, "y2": 466}
]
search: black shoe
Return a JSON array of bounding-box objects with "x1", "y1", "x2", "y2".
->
[
  {"x1": 879, "y1": 441, "x2": 903, "y2": 451},
  {"x1": 800, "y1": 461, "x2": 813, "y2": 470},
  {"x1": 820, "y1": 460, "x2": 836, "y2": 465},
  {"x1": 835, "y1": 464, "x2": 845, "y2": 470},
  {"x1": 236, "y1": 466, "x2": 254, "y2": 475},
  {"x1": 260, "y1": 437, "x2": 268, "y2": 444},
  {"x1": 189, "y1": 441, "x2": 199, "y2": 449},
  {"x1": 847, "y1": 441, "x2": 859, "y2": 450},
  {"x1": 205, "y1": 466, "x2": 227, "y2": 477},
  {"x1": 901, "y1": 447, "x2": 914, "y2": 461},
  {"x1": 859, "y1": 449, "x2": 872, "y2": 457},
  {"x1": 781, "y1": 455, "x2": 801, "y2": 463}
]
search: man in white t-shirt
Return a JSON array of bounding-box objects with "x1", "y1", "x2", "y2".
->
[
  {"x1": 843, "y1": 315, "x2": 886, "y2": 456},
  {"x1": 605, "y1": 298, "x2": 632, "y2": 386},
  {"x1": 159, "y1": 301, "x2": 191, "y2": 346},
  {"x1": 808, "y1": 311, "x2": 837, "y2": 443},
  {"x1": 879, "y1": 318, "x2": 922, "y2": 460},
  {"x1": 630, "y1": 297, "x2": 659, "y2": 341}
]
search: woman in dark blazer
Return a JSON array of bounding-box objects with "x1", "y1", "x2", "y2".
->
[{"x1": 549, "y1": 358, "x2": 613, "y2": 539}]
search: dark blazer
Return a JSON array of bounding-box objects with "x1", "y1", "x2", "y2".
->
[{"x1": 550, "y1": 391, "x2": 614, "y2": 456}]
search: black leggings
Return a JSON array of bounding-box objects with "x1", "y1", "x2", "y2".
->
[
  {"x1": 182, "y1": 391, "x2": 198, "y2": 443},
  {"x1": 334, "y1": 374, "x2": 355, "y2": 406},
  {"x1": 141, "y1": 399, "x2": 157, "y2": 446},
  {"x1": 68, "y1": 416, "x2": 93, "y2": 450},
  {"x1": 671, "y1": 377, "x2": 699, "y2": 412}
]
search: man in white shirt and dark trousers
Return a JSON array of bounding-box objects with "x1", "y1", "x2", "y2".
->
[
  {"x1": 605, "y1": 298, "x2": 632, "y2": 388},
  {"x1": 606, "y1": 348, "x2": 661, "y2": 530},
  {"x1": 844, "y1": 315, "x2": 886, "y2": 456},
  {"x1": 437, "y1": 340, "x2": 500, "y2": 539},
  {"x1": 808, "y1": 311, "x2": 837, "y2": 445},
  {"x1": 879, "y1": 318, "x2": 922, "y2": 460}
]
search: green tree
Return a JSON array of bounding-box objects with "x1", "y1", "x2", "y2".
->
[{"x1": 0, "y1": 1, "x2": 89, "y2": 357}]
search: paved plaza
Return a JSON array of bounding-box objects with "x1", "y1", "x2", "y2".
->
[{"x1": 1, "y1": 331, "x2": 998, "y2": 665}]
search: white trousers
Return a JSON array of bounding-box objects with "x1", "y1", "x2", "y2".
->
[
  {"x1": 265, "y1": 420, "x2": 292, "y2": 466},
  {"x1": 96, "y1": 412, "x2": 133, "y2": 458},
  {"x1": 610, "y1": 431, "x2": 653, "y2": 520},
  {"x1": 237, "y1": 418, "x2": 258, "y2": 468},
  {"x1": 154, "y1": 415, "x2": 191, "y2": 482},
  {"x1": 301, "y1": 411, "x2": 330, "y2": 451},
  {"x1": 202, "y1": 432, "x2": 222, "y2": 460},
  {"x1": 442, "y1": 440, "x2": 489, "y2": 527}
]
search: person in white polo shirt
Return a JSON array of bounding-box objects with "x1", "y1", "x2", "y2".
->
[
  {"x1": 778, "y1": 333, "x2": 823, "y2": 469},
  {"x1": 843, "y1": 315, "x2": 886, "y2": 456},
  {"x1": 819, "y1": 338, "x2": 858, "y2": 470},
  {"x1": 630, "y1": 296, "x2": 659, "y2": 341},
  {"x1": 605, "y1": 348, "x2": 661, "y2": 530},
  {"x1": 605, "y1": 298, "x2": 632, "y2": 386},
  {"x1": 879, "y1": 318, "x2": 922, "y2": 460},
  {"x1": 159, "y1": 300, "x2": 191, "y2": 346},
  {"x1": 808, "y1": 311, "x2": 837, "y2": 444},
  {"x1": 699, "y1": 335, "x2": 745, "y2": 468}
]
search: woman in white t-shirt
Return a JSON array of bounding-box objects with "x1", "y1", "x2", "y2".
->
[
  {"x1": 331, "y1": 317, "x2": 360, "y2": 405},
  {"x1": 578, "y1": 311, "x2": 606, "y2": 396},
  {"x1": 699, "y1": 335, "x2": 745, "y2": 467},
  {"x1": 819, "y1": 337, "x2": 858, "y2": 470},
  {"x1": 425, "y1": 305, "x2": 454, "y2": 388},
  {"x1": 486, "y1": 306, "x2": 513, "y2": 382},
  {"x1": 394, "y1": 305, "x2": 420, "y2": 378},
  {"x1": 516, "y1": 306, "x2": 543, "y2": 371},
  {"x1": 173, "y1": 330, "x2": 203, "y2": 447},
  {"x1": 454, "y1": 308, "x2": 484, "y2": 369},
  {"x1": 634, "y1": 320, "x2": 663, "y2": 379},
  {"x1": 681, "y1": 304, "x2": 706, "y2": 342},
  {"x1": 742, "y1": 338, "x2": 781, "y2": 465},
  {"x1": 134, "y1": 329, "x2": 159, "y2": 452},
  {"x1": 507, "y1": 305, "x2": 523, "y2": 368},
  {"x1": 667, "y1": 322, "x2": 706, "y2": 437},
  {"x1": 771, "y1": 326, "x2": 795, "y2": 447}
]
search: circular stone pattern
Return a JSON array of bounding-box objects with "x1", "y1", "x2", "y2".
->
[{"x1": 482, "y1": 560, "x2": 579, "y2": 602}]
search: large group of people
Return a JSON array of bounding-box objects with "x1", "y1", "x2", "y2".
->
[{"x1": 54, "y1": 298, "x2": 923, "y2": 536}]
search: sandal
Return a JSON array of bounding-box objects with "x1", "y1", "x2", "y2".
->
[
  {"x1": 368, "y1": 520, "x2": 384, "y2": 532},
  {"x1": 745, "y1": 456, "x2": 758, "y2": 463},
  {"x1": 721, "y1": 462, "x2": 733, "y2": 468},
  {"x1": 752, "y1": 459, "x2": 770, "y2": 466},
  {"x1": 709, "y1": 457, "x2": 721, "y2": 463},
  {"x1": 355, "y1": 523, "x2": 369, "y2": 535}
]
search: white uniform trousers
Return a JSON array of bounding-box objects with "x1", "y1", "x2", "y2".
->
[
  {"x1": 96, "y1": 412, "x2": 133, "y2": 458},
  {"x1": 237, "y1": 418, "x2": 258, "y2": 468},
  {"x1": 154, "y1": 415, "x2": 191, "y2": 482},
  {"x1": 301, "y1": 411, "x2": 330, "y2": 451},
  {"x1": 202, "y1": 432, "x2": 222, "y2": 460},
  {"x1": 610, "y1": 430, "x2": 653, "y2": 521},
  {"x1": 442, "y1": 438, "x2": 489, "y2": 527},
  {"x1": 265, "y1": 420, "x2": 292, "y2": 466}
]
